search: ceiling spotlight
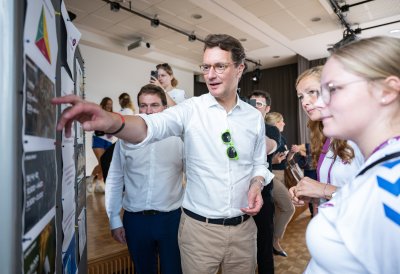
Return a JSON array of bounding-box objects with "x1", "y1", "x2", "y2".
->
[
  {"x1": 188, "y1": 32, "x2": 196, "y2": 42},
  {"x1": 191, "y1": 14, "x2": 202, "y2": 20},
  {"x1": 252, "y1": 68, "x2": 261, "y2": 83},
  {"x1": 151, "y1": 15, "x2": 160, "y2": 28},
  {"x1": 110, "y1": 2, "x2": 120, "y2": 12}
]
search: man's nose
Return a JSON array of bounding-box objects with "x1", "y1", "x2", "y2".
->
[{"x1": 206, "y1": 67, "x2": 217, "y2": 78}]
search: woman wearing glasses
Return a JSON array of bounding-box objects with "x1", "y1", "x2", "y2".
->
[
  {"x1": 150, "y1": 63, "x2": 186, "y2": 106},
  {"x1": 292, "y1": 66, "x2": 364, "y2": 209},
  {"x1": 304, "y1": 36, "x2": 400, "y2": 273}
]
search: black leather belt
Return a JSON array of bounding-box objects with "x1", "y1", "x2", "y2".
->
[
  {"x1": 132, "y1": 210, "x2": 160, "y2": 215},
  {"x1": 183, "y1": 208, "x2": 250, "y2": 226}
]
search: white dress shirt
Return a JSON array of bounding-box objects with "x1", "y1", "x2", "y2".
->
[
  {"x1": 105, "y1": 137, "x2": 184, "y2": 229},
  {"x1": 123, "y1": 93, "x2": 272, "y2": 219},
  {"x1": 306, "y1": 140, "x2": 400, "y2": 273}
]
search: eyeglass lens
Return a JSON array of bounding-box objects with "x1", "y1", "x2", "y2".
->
[
  {"x1": 221, "y1": 131, "x2": 232, "y2": 143},
  {"x1": 227, "y1": 146, "x2": 238, "y2": 159}
]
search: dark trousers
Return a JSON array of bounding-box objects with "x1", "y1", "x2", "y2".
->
[
  {"x1": 123, "y1": 208, "x2": 182, "y2": 274},
  {"x1": 254, "y1": 182, "x2": 275, "y2": 274}
]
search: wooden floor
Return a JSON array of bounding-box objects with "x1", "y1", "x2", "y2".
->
[{"x1": 87, "y1": 191, "x2": 311, "y2": 273}]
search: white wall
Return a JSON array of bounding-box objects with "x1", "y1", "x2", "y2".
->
[{"x1": 80, "y1": 44, "x2": 194, "y2": 176}]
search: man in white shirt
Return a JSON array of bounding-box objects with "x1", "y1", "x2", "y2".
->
[
  {"x1": 105, "y1": 84, "x2": 184, "y2": 274},
  {"x1": 53, "y1": 34, "x2": 273, "y2": 273}
]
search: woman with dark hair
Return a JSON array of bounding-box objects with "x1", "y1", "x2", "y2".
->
[
  {"x1": 87, "y1": 97, "x2": 115, "y2": 193},
  {"x1": 150, "y1": 63, "x2": 186, "y2": 106}
]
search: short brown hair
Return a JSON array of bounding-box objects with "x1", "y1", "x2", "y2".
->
[
  {"x1": 137, "y1": 84, "x2": 167, "y2": 106},
  {"x1": 203, "y1": 34, "x2": 245, "y2": 66}
]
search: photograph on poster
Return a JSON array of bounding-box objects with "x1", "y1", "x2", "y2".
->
[
  {"x1": 24, "y1": 150, "x2": 56, "y2": 234},
  {"x1": 76, "y1": 144, "x2": 85, "y2": 181},
  {"x1": 77, "y1": 177, "x2": 86, "y2": 215},
  {"x1": 78, "y1": 208, "x2": 86, "y2": 260},
  {"x1": 24, "y1": 218, "x2": 56, "y2": 274},
  {"x1": 25, "y1": 56, "x2": 56, "y2": 139},
  {"x1": 75, "y1": 59, "x2": 84, "y2": 144}
]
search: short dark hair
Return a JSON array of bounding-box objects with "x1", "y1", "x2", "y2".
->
[
  {"x1": 137, "y1": 84, "x2": 167, "y2": 106},
  {"x1": 203, "y1": 34, "x2": 245, "y2": 66},
  {"x1": 249, "y1": 90, "x2": 272, "y2": 106}
]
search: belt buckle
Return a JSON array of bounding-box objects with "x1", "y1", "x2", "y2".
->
[{"x1": 143, "y1": 210, "x2": 158, "y2": 215}]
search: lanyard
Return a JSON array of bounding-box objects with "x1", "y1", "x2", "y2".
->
[{"x1": 317, "y1": 138, "x2": 333, "y2": 183}]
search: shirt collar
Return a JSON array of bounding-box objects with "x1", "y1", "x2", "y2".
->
[{"x1": 203, "y1": 92, "x2": 244, "y2": 111}]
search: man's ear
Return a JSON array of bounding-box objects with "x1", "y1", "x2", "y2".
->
[
  {"x1": 380, "y1": 76, "x2": 400, "y2": 105},
  {"x1": 237, "y1": 63, "x2": 245, "y2": 78}
]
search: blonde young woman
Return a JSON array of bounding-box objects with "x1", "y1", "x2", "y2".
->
[
  {"x1": 303, "y1": 36, "x2": 400, "y2": 273},
  {"x1": 150, "y1": 63, "x2": 186, "y2": 106},
  {"x1": 291, "y1": 66, "x2": 364, "y2": 209},
  {"x1": 118, "y1": 92, "x2": 135, "y2": 115},
  {"x1": 265, "y1": 112, "x2": 295, "y2": 257}
]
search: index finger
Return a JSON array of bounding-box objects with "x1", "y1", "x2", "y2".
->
[{"x1": 51, "y1": 94, "x2": 83, "y2": 105}]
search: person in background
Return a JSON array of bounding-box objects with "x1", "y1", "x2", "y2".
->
[
  {"x1": 150, "y1": 63, "x2": 186, "y2": 106},
  {"x1": 87, "y1": 97, "x2": 115, "y2": 193},
  {"x1": 53, "y1": 34, "x2": 272, "y2": 274},
  {"x1": 249, "y1": 90, "x2": 280, "y2": 273},
  {"x1": 291, "y1": 66, "x2": 364, "y2": 210},
  {"x1": 106, "y1": 84, "x2": 184, "y2": 274},
  {"x1": 266, "y1": 112, "x2": 295, "y2": 257},
  {"x1": 304, "y1": 36, "x2": 400, "y2": 273},
  {"x1": 118, "y1": 92, "x2": 135, "y2": 115}
]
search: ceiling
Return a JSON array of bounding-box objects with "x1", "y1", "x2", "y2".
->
[{"x1": 64, "y1": 0, "x2": 400, "y2": 74}]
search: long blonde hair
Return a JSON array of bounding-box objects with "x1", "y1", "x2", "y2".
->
[{"x1": 296, "y1": 67, "x2": 355, "y2": 167}]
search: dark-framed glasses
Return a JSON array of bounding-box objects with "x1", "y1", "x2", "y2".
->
[
  {"x1": 221, "y1": 130, "x2": 239, "y2": 160},
  {"x1": 199, "y1": 63, "x2": 233, "y2": 74},
  {"x1": 320, "y1": 79, "x2": 370, "y2": 104}
]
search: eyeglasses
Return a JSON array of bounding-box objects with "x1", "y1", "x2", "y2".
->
[
  {"x1": 320, "y1": 79, "x2": 370, "y2": 104},
  {"x1": 255, "y1": 101, "x2": 267, "y2": 108},
  {"x1": 221, "y1": 130, "x2": 239, "y2": 160},
  {"x1": 199, "y1": 63, "x2": 233, "y2": 74}
]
